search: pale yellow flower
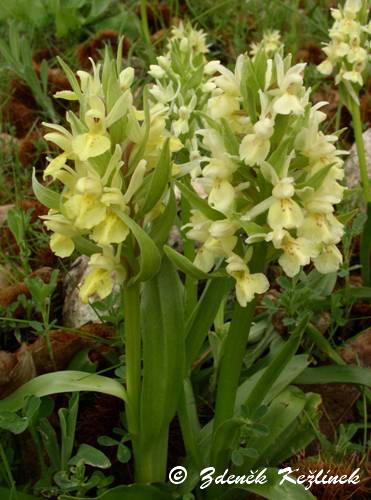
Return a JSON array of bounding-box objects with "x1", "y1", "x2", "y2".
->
[
  {"x1": 313, "y1": 244, "x2": 343, "y2": 273},
  {"x1": 226, "y1": 253, "x2": 269, "y2": 306}
]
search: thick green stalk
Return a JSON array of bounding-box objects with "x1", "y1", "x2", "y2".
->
[
  {"x1": 136, "y1": 430, "x2": 168, "y2": 483},
  {"x1": 349, "y1": 100, "x2": 370, "y2": 203},
  {"x1": 123, "y1": 283, "x2": 141, "y2": 461},
  {"x1": 213, "y1": 246, "x2": 266, "y2": 434}
]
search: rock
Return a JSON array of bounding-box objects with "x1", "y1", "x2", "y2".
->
[
  {"x1": 62, "y1": 256, "x2": 101, "y2": 328},
  {"x1": 344, "y1": 128, "x2": 371, "y2": 189}
]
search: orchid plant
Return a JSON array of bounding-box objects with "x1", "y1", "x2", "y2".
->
[
  {"x1": 0, "y1": 20, "x2": 356, "y2": 500},
  {"x1": 318, "y1": 0, "x2": 370, "y2": 203},
  {"x1": 317, "y1": 0, "x2": 370, "y2": 289}
]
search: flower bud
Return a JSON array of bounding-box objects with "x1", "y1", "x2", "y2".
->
[
  {"x1": 119, "y1": 67, "x2": 135, "y2": 90},
  {"x1": 149, "y1": 64, "x2": 166, "y2": 79},
  {"x1": 75, "y1": 176, "x2": 102, "y2": 196}
]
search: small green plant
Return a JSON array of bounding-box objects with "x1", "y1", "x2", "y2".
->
[{"x1": 0, "y1": 24, "x2": 56, "y2": 120}]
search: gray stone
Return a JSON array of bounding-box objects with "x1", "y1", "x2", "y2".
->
[
  {"x1": 62, "y1": 256, "x2": 101, "y2": 328},
  {"x1": 344, "y1": 128, "x2": 371, "y2": 189}
]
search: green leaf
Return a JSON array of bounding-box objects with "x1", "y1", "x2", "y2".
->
[
  {"x1": 235, "y1": 354, "x2": 309, "y2": 411},
  {"x1": 0, "y1": 412, "x2": 28, "y2": 434},
  {"x1": 117, "y1": 443, "x2": 131, "y2": 463},
  {"x1": 59, "y1": 484, "x2": 174, "y2": 500},
  {"x1": 294, "y1": 365, "x2": 371, "y2": 386},
  {"x1": 305, "y1": 269, "x2": 337, "y2": 296},
  {"x1": 267, "y1": 392, "x2": 321, "y2": 465},
  {"x1": 306, "y1": 323, "x2": 345, "y2": 365},
  {"x1": 164, "y1": 245, "x2": 208, "y2": 280},
  {"x1": 242, "y1": 317, "x2": 309, "y2": 413},
  {"x1": 176, "y1": 181, "x2": 224, "y2": 221},
  {"x1": 0, "y1": 487, "x2": 40, "y2": 500},
  {"x1": 139, "y1": 139, "x2": 171, "y2": 216},
  {"x1": 128, "y1": 86, "x2": 151, "y2": 171},
  {"x1": 72, "y1": 235, "x2": 100, "y2": 256},
  {"x1": 238, "y1": 387, "x2": 309, "y2": 470},
  {"x1": 57, "y1": 57, "x2": 82, "y2": 97},
  {"x1": 98, "y1": 436, "x2": 118, "y2": 447},
  {"x1": 210, "y1": 417, "x2": 245, "y2": 467},
  {"x1": 343, "y1": 286, "x2": 371, "y2": 299},
  {"x1": 231, "y1": 467, "x2": 315, "y2": 499},
  {"x1": 38, "y1": 418, "x2": 60, "y2": 469},
  {"x1": 59, "y1": 393, "x2": 79, "y2": 469},
  {"x1": 221, "y1": 118, "x2": 240, "y2": 155},
  {"x1": 185, "y1": 277, "x2": 233, "y2": 368},
  {"x1": 148, "y1": 189, "x2": 177, "y2": 246},
  {"x1": 298, "y1": 163, "x2": 334, "y2": 190},
  {"x1": 32, "y1": 169, "x2": 60, "y2": 211},
  {"x1": 0, "y1": 371, "x2": 126, "y2": 413},
  {"x1": 140, "y1": 256, "x2": 185, "y2": 442},
  {"x1": 71, "y1": 444, "x2": 111, "y2": 469},
  {"x1": 112, "y1": 209, "x2": 161, "y2": 283},
  {"x1": 231, "y1": 449, "x2": 244, "y2": 466}
]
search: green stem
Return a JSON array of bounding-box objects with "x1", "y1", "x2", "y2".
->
[
  {"x1": 349, "y1": 100, "x2": 370, "y2": 203},
  {"x1": 123, "y1": 283, "x2": 141, "y2": 460},
  {"x1": 213, "y1": 245, "x2": 267, "y2": 435},
  {"x1": 140, "y1": 0, "x2": 152, "y2": 48}
]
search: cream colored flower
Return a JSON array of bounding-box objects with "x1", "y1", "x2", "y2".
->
[
  {"x1": 271, "y1": 230, "x2": 318, "y2": 277},
  {"x1": 226, "y1": 253, "x2": 269, "y2": 306},
  {"x1": 271, "y1": 55, "x2": 306, "y2": 115},
  {"x1": 50, "y1": 233, "x2": 75, "y2": 258},
  {"x1": 267, "y1": 177, "x2": 304, "y2": 230},
  {"x1": 298, "y1": 212, "x2": 344, "y2": 244},
  {"x1": 313, "y1": 244, "x2": 343, "y2": 273},
  {"x1": 239, "y1": 117, "x2": 274, "y2": 166},
  {"x1": 79, "y1": 248, "x2": 126, "y2": 303}
]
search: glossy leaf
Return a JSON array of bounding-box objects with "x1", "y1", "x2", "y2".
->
[
  {"x1": 176, "y1": 181, "x2": 224, "y2": 221},
  {"x1": 230, "y1": 467, "x2": 315, "y2": 499},
  {"x1": 294, "y1": 365, "x2": 371, "y2": 386},
  {"x1": 243, "y1": 316, "x2": 309, "y2": 412},
  {"x1": 238, "y1": 387, "x2": 309, "y2": 470},
  {"x1": 0, "y1": 371, "x2": 126, "y2": 413},
  {"x1": 186, "y1": 277, "x2": 233, "y2": 368},
  {"x1": 57, "y1": 56, "x2": 82, "y2": 96},
  {"x1": 72, "y1": 235, "x2": 100, "y2": 256},
  {"x1": 71, "y1": 444, "x2": 111, "y2": 469},
  {"x1": 113, "y1": 209, "x2": 161, "y2": 283},
  {"x1": 59, "y1": 484, "x2": 174, "y2": 500},
  {"x1": 164, "y1": 245, "x2": 208, "y2": 280},
  {"x1": 149, "y1": 189, "x2": 177, "y2": 246},
  {"x1": 139, "y1": 139, "x2": 171, "y2": 216},
  {"x1": 235, "y1": 354, "x2": 309, "y2": 410},
  {"x1": 140, "y1": 256, "x2": 185, "y2": 442},
  {"x1": 32, "y1": 169, "x2": 60, "y2": 211}
]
